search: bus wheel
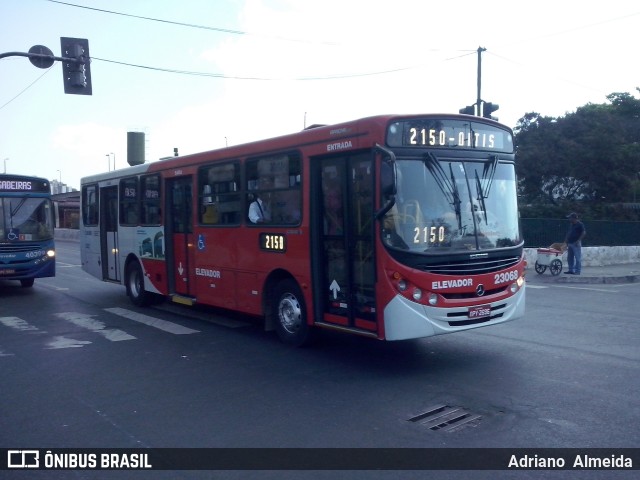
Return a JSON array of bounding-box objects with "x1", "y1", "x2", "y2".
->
[
  {"x1": 126, "y1": 261, "x2": 150, "y2": 307},
  {"x1": 273, "y1": 279, "x2": 312, "y2": 346},
  {"x1": 20, "y1": 278, "x2": 34, "y2": 288}
]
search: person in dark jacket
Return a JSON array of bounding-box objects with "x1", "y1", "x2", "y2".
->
[{"x1": 564, "y1": 212, "x2": 586, "y2": 275}]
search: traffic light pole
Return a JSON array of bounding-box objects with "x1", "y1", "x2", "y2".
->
[
  {"x1": 0, "y1": 51, "x2": 77, "y2": 66},
  {"x1": 477, "y1": 46, "x2": 486, "y2": 115},
  {"x1": 459, "y1": 46, "x2": 498, "y2": 119},
  {"x1": 1, "y1": 38, "x2": 92, "y2": 95}
]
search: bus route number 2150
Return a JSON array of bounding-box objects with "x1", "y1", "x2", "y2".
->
[{"x1": 259, "y1": 233, "x2": 287, "y2": 252}]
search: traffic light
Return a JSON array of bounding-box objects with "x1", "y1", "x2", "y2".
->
[
  {"x1": 482, "y1": 101, "x2": 499, "y2": 120},
  {"x1": 459, "y1": 105, "x2": 476, "y2": 115},
  {"x1": 60, "y1": 37, "x2": 92, "y2": 95}
]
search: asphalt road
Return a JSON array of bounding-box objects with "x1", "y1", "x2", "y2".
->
[{"x1": 1, "y1": 241, "x2": 639, "y2": 479}]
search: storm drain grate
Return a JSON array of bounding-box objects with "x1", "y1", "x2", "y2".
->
[{"x1": 408, "y1": 404, "x2": 482, "y2": 432}]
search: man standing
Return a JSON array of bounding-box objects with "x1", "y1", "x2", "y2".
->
[{"x1": 564, "y1": 212, "x2": 586, "y2": 275}]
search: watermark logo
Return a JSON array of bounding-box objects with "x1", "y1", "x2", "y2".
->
[{"x1": 8, "y1": 450, "x2": 39, "y2": 468}]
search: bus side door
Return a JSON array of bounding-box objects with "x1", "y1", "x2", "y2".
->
[
  {"x1": 99, "y1": 185, "x2": 120, "y2": 282},
  {"x1": 311, "y1": 152, "x2": 377, "y2": 335},
  {"x1": 165, "y1": 176, "x2": 195, "y2": 298}
]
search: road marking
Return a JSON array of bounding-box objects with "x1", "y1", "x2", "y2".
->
[
  {"x1": 0, "y1": 316, "x2": 45, "y2": 333},
  {"x1": 525, "y1": 284, "x2": 548, "y2": 289},
  {"x1": 105, "y1": 307, "x2": 200, "y2": 335},
  {"x1": 0, "y1": 348, "x2": 15, "y2": 356},
  {"x1": 56, "y1": 262, "x2": 81, "y2": 268},
  {"x1": 45, "y1": 336, "x2": 93, "y2": 349},
  {"x1": 554, "y1": 285, "x2": 619, "y2": 293},
  {"x1": 54, "y1": 312, "x2": 136, "y2": 341}
]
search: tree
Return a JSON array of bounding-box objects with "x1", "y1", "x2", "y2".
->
[{"x1": 514, "y1": 90, "x2": 640, "y2": 210}]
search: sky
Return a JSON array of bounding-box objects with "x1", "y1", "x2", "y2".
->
[{"x1": 1, "y1": 0, "x2": 639, "y2": 190}]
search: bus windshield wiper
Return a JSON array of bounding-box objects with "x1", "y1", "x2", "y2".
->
[
  {"x1": 9, "y1": 198, "x2": 28, "y2": 228},
  {"x1": 448, "y1": 163, "x2": 462, "y2": 231},
  {"x1": 475, "y1": 171, "x2": 488, "y2": 224},
  {"x1": 423, "y1": 152, "x2": 462, "y2": 230},
  {"x1": 474, "y1": 154, "x2": 499, "y2": 224},
  {"x1": 480, "y1": 154, "x2": 498, "y2": 198}
]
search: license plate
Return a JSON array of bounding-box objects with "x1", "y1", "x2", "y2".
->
[{"x1": 468, "y1": 304, "x2": 491, "y2": 319}]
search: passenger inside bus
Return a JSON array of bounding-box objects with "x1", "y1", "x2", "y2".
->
[{"x1": 248, "y1": 193, "x2": 271, "y2": 224}]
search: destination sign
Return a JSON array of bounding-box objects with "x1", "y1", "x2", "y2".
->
[
  {"x1": 0, "y1": 175, "x2": 50, "y2": 193},
  {"x1": 387, "y1": 118, "x2": 514, "y2": 153}
]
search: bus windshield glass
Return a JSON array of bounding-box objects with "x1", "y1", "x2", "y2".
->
[
  {"x1": 382, "y1": 155, "x2": 521, "y2": 253},
  {"x1": 0, "y1": 197, "x2": 54, "y2": 242}
]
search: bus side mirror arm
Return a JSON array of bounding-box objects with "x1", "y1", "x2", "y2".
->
[
  {"x1": 374, "y1": 144, "x2": 397, "y2": 221},
  {"x1": 375, "y1": 195, "x2": 396, "y2": 221}
]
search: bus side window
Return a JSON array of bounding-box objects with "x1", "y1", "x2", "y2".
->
[
  {"x1": 199, "y1": 162, "x2": 240, "y2": 226},
  {"x1": 246, "y1": 152, "x2": 301, "y2": 226},
  {"x1": 119, "y1": 176, "x2": 139, "y2": 226},
  {"x1": 140, "y1": 174, "x2": 161, "y2": 225},
  {"x1": 82, "y1": 184, "x2": 99, "y2": 226}
]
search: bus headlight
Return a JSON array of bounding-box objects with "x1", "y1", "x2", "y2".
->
[
  {"x1": 510, "y1": 276, "x2": 524, "y2": 293},
  {"x1": 47, "y1": 249, "x2": 55, "y2": 258},
  {"x1": 428, "y1": 293, "x2": 438, "y2": 306},
  {"x1": 397, "y1": 279, "x2": 407, "y2": 292},
  {"x1": 412, "y1": 288, "x2": 422, "y2": 301}
]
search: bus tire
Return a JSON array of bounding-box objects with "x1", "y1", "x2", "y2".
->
[
  {"x1": 126, "y1": 261, "x2": 151, "y2": 307},
  {"x1": 20, "y1": 278, "x2": 34, "y2": 288},
  {"x1": 273, "y1": 279, "x2": 312, "y2": 346}
]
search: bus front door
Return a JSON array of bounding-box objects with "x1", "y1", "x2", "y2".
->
[
  {"x1": 313, "y1": 153, "x2": 377, "y2": 336},
  {"x1": 100, "y1": 186, "x2": 120, "y2": 282},
  {"x1": 165, "y1": 176, "x2": 194, "y2": 298}
]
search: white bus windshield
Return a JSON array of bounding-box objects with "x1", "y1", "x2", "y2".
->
[{"x1": 382, "y1": 156, "x2": 521, "y2": 253}]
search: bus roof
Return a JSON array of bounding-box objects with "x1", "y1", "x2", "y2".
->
[{"x1": 80, "y1": 113, "x2": 512, "y2": 184}]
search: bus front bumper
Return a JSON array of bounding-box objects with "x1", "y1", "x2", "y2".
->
[{"x1": 383, "y1": 286, "x2": 526, "y2": 341}]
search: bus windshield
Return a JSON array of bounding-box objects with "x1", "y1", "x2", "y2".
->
[
  {"x1": 382, "y1": 155, "x2": 521, "y2": 253},
  {"x1": 0, "y1": 197, "x2": 54, "y2": 242}
]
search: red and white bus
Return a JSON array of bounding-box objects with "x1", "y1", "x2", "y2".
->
[{"x1": 80, "y1": 114, "x2": 525, "y2": 345}]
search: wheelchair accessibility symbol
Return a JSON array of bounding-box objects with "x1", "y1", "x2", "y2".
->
[
  {"x1": 197, "y1": 234, "x2": 206, "y2": 251},
  {"x1": 7, "y1": 228, "x2": 19, "y2": 241}
]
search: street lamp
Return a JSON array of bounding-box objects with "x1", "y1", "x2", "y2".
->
[
  {"x1": 110, "y1": 152, "x2": 115, "y2": 170},
  {"x1": 2, "y1": 158, "x2": 7, "y2": 174},
  {"x1": 105, "y1": 154, "x2": 110, "y2": 171}
]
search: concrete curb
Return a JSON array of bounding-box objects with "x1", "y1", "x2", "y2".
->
[{"x1": 552, "y1": 274, "x2": 640, "y2": 285}]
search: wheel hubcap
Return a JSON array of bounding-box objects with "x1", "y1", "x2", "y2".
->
[
  {"x1": 130, "y1": 271, "x2": 141, "y2": 297},
  {"x1": 279, "y1": 293, "x2": 301, "y2": 334}
]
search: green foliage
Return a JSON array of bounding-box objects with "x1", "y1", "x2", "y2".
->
[
  {"x1": 514, "y1": 89, "x2": 640, "y2": 216},
  {"x1": 520, "y1": 203, "x2": 640, "y2": 221}
]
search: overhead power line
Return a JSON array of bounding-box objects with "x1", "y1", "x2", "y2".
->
[
  {"x1": 0, "y1": 67, "x2": 53, "y2": 111},
  {"x1": 93, "y1": 56, "x2": 421, "y2": 81},
  {"x1": 45, "y1": 0, "x2": 338, "y2": 45}
]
